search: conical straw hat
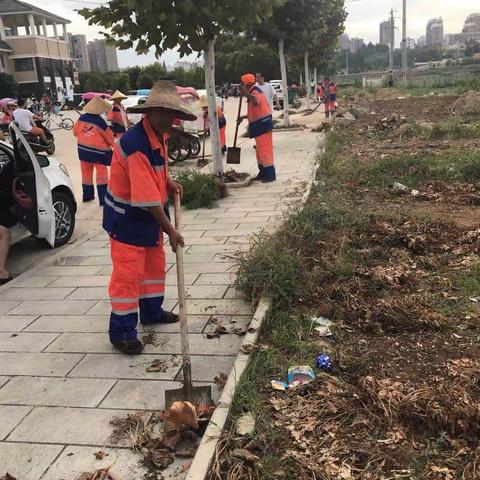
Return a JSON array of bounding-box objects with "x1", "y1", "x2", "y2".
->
[
  {"x1": 111, "y1": 90, "x2": 128, "y2": 101},
  {"x1": 199, "y1": 94, "x2": 208, "y2": 108},
  {"x1": 83, "y1": 96, "x2": 112, "y2": 115},
  {"x1": 127, "y1": 80, "x2": 197, "y2": 121}
]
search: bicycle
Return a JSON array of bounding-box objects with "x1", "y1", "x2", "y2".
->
[{"x1": 43, "y1": 111, "x2": 74, "y2": 131}]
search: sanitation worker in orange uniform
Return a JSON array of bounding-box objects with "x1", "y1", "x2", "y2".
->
[
  {"x1": 73, "y1": 96, "x2": 115, "y2": 205},
  {"x1": 107, "y1": 90, "x2": 129, "y2": 139},
  {"x1": 103, "y1": 81, "x2": 195, "y2": 354},
  {"x1": 237, "y1": 73, "x2": 275, "y2": 182},
  {"x1": 199, "y1": 94, "x2": 227, "y2": 154}
]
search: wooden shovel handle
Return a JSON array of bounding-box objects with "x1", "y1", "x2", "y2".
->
[
  {"x1": 173, "y1": 191, "x2": 193, "y2": 400},
  {"x1": 233, "y1": 96, "x2": 243, "y2": 148}
]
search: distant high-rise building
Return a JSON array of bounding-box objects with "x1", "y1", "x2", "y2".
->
[
  {"x1": 417, "y1": 36, "x2": 427, "y2": 47},
  {"x1": 426, "y1": 18, "x2": 444, "y2": 46},
  {"x1": 463, "y1": 13, "x2": 480, "y2": 42},
  {"x1": 350, "y1": 37, "x2": 365, "y2": 53},
  {"x1": 88, "y1": 39, "x2": 118, "y2": 73},
  {"x1": 339, "y1": 33, "x2": 350, "y2": 51},
  {"x1": 380, "y1": 19, "x2": 394, "y2": 46},
  {"x1": 68, "y1": 33, "x2": 90, "y2": 72}
]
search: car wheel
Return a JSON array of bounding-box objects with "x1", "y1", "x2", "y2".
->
[
  {"x1": 46, "y1": 142, "x2": 56, "y2": 155},
  {"x1": 52, "y1": 191, "x2": 75, "y2": 247}
]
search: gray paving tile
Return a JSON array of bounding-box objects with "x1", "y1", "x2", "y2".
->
[
  {"x1": 8, "y1": 406, "x2": 148, "y2": 445},
  {"x1": 0, "y1": 352, "x2": 83, "y2": 376},
  {"x1": 34, "y1": 265, "x2": 103, "y2": 276},
  {"x1": 0, "y1": 405, "x2": 31, "y2": 439},
  {"x1": 46, "y1": 332, "x2": 242, "y2": 356},
  {"x1": 71, "y1": 247, "x2": 111, "y2": 256},
  {"x1": 181, "y1": 355, "x2": 236, "y2": 382},
  {"x1": 79, "y1": 256, "x2": 112, "y2": 265},
  {"x1": 0, "y1": 287, "x2": 75, "y2": 300},
  {"x1": 0, "y1": 442, "x2": 63, "y2": 480},
  {"x1": 0, "y1": 377, "x2": 115, "y2": 408},
  {"x1": 0, "y1": 301, "x2": 20, "y2": 314},
  {"x1": 166, "y1": 253, "x2": 216, "y2": 264},
  {"x1": 0, "y1": 376, "x2": 9, "y2": 388},
  {"x1": 100, "y1": 379, "x2": 220, "y2": 410},
  {"x1": 9, "y1": 300, "x2": 96, "y2": 316},
  {"x1": 0, "y1": 332, "x2": 59, "y2": 352},
  {"x1": 66, "y1": 286, "x2": 108, "y2": 300},
  {"x1": 48, "y1": 275, "x2": 110, "y2": 288},
  {"x1": 185, "y1": 236, "x2": 227, "y2": 245},
  {"x1": 24, "y1": 315, "x2": 108, "y2": 333},
  {"x1": 42, "y1": 445, "x2": 189, "y2": 480},
  {"x1": 223, "y1": 286, "x2": 246, "y2": 299},
  {"x1": 0, "y1": 315, "x2": 37, "y2": 332},
  {"x1": 141, "y1": 314, "x2": 209, "y2": 333},
  {"x1": 164, "y1": 284, "x2": 228, "y2": 300},
  {"x1": 69, "y1": 353, "x2": 181, "y2": 380},
  {"x1": 165, "y1": 272, "x2": 199, "y2": 286},
  {"x1": 182, "y1": 299, "x2": 251, "y2": 315},
  {"x1": 188, "y1": 244, "x2": 244, "y2": 254},
  {"x1": 225, "y1": 235, "x2": 253, "y2": 244},
  {"x1": 12, "y1": 276, "x2": 57, "y2": 287},
  {"x1": 87, "y1": 298, "x2": 177, "y2": 315},
  {"x1": 194, "y1": 273, "x2": 237, "y2": 285},
  {"x1": 171, "y1": 262, "x2": 235, "y2": 274}
]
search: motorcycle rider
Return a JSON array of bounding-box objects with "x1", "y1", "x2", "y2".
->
[{"x1": 12, "y1": 99, "x2": 52, "y2": 145}]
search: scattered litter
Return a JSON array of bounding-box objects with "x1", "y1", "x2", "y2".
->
[
  {"x1": 231, "y1": 448, "x2": 260, "y2": 463},
  {"x1": 287, "y1": 366, "x2": 316, "y2": 389},
  {"x1": 93, "y1": 451, "x2": 108, "y2": 460},
  {"x1": 165, "y1": 401, "x2": 199, "y2": 430},
  {"x1": 392, "y1": 181, "x2": 409, "y2": 192},
  {"x1": 316, "y1": 354, "x2": 332, "y2": 371},
  {"x1": 271, "y1": 380, "x2": 289, "y2": 391},
  {"x1": 311, "y1": 316, "x2": 332, "y2": 326},
  {"x1": 75, "y1": 470, "x2": 116, "y2": 480},
  {"x1": 241, "y1": 343, "x2": 253, "y2": 354},
  {"x1": 205, "y1": 324, "x2": 227, "y2": 339},
  {"x1": 147, "y1": 449, "x2": 174, "y2": 469},
  {"x1": 214, "y1": 372, "x2": 228, "y2": 386},
  {"x1": 146, "y1": 359, "x2": 168, "y2": 372},
  {"x1": 411, "y1": 189, "x2": 420, "y2": 197},
  {"x1": 235, "y1": 412, "x2": 256, "y2": 436},
  {"x1": 314, "y1": 325, "x2": 332, "y2": 337}
]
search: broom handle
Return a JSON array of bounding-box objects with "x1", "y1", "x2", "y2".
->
[
  {"x1": 233, "y1": 96, "x2": 243, "y2": 148},
  {"x1": 174, "y1": 191, "x2": 193, "y2": 401}
]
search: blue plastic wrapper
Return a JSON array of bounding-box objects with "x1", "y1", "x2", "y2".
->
[{"x1": 316, "y1": 353, "x2": 332, "y2": 371}]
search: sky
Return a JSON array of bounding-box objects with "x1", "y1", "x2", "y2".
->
[{"x1": 41, "y1": 0, "x2": 480, "y2": 67}]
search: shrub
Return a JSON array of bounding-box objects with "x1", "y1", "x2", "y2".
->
[{"x1": 171, "y1": 169, "x2": 221, "y2": 210}]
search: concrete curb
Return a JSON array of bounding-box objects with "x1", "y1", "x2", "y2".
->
[
  {"x1": 273, "y1": 127, "x2": 304, "y2": 132},
  {"x1": 185, "y1": 149, "x2": 320, "y2": 480}
]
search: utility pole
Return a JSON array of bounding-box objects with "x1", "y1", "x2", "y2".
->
[
  {"x1": 389, "y1": 8, "x2": 395, "y2": 72},
  {"x1": 402, "y1": 0, "x2": 407, "y2": 81},
  {"x1": 346, "y1": 49, "x2": 349, "y2": 74}
]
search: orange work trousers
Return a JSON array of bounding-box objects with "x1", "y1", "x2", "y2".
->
[
  {"x1": 80, "y1": 160, "x2": 108, "y2": 205},
  {"x1": 108, "y1": 238, "x2": 167, "y2": 342},
  {"x1": 255, "y1": 131, "x2": 276, "y2": 181}
]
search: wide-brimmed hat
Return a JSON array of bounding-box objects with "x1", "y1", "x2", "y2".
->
[
  {"x1": 111, "y1": 90, "x2": 128, "y2": 101},
  {"x1": 199, "y1": 94, "x2": 208, "y2": 108},
  {"x1": 83, "y1": 96, "x2": 112, "y2": 115},
  {"x1": 127, "y1": 80, "x2": 197, "y2": 121}
]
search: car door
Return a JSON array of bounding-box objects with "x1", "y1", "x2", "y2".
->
[{"x1": 8, "y1": 122, "x2": 55, "y2": 247}]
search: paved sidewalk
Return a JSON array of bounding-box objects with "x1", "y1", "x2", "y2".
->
[{"x1": 0, "y1": 129, "x2": 318, "y2": 479}]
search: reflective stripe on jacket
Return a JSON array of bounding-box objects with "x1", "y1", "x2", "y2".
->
[
  {"x1": 102, "y1": 117, "x2": 169, "y2": 247},
  {"x1": 73, "y1": 113, "x2": 115, "y2": 165},
  {"x1": 247, "y1": 86, "x2": 273, "y2": 139}
]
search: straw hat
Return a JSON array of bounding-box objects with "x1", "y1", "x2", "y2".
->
[
  {"x1": 111, "y1": 90, "x2": 128, "y2": 101},
  {"x1": 83, "y1": 96, "x2": 112, "y2": 115},
  {"x1": 199, "y1": 94, "x2": 208, "y2": 108},
  {"x1": 127, "y1": 80, "x2": 197, "y2": 121}
]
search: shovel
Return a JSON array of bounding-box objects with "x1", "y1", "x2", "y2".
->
[
  {"x1": 226, "y1": 96, "x2": 243, "y2": 164},
  {"x1": 165, "y1": 191, "x2": 213, "y2": 410}
]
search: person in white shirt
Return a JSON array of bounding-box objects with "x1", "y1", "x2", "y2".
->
[
  {"x1": 255, "y1": 73, "x2": 281, "y2": 112},
  {"x1": 13, "y1": 99, "x2": 51, "y2": 145}
]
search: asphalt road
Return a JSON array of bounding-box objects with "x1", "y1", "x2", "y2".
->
[{"x1": 6, "y1": 96, "x2": 252, "y2": 275}]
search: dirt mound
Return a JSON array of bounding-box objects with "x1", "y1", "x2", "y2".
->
[{"x1": 452, "y1": 90, "x2": 480, "y2": 120}]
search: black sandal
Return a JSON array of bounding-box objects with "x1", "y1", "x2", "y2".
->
[{"x1": 0, "y1": 274, "x2": 16, "y2": 285}]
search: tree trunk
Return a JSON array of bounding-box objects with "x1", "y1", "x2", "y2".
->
[
  {"x1": 304, "y1": 50, "x2": 310, "y2": 110},
  {"x1": 204, "y1": 39, "x2": 222, "y2": 175},
  {"x1": 313, "y1": 66, "x2": 317, "y2": 101},
  {"x1": 278, "y1": 39, "x2": 289, "y2": 127}
]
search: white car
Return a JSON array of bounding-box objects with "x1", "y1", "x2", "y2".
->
[{"x1": 1, "y1": 123, "x2": 77, "y2": 248}]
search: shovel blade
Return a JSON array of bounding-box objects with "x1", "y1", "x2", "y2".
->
[
  {"x1": 226, "y1": 146, "x2": 241, "y2": 164},
  {"x1": 165, "y1": 384, "x2": 213, "y2": 411}
]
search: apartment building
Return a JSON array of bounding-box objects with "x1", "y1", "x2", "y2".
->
[
  {"x1": 0, "y1": 0, "x2": 76, "y2": 98},
  {"x1": 88, "y1": 38, "x2": 118, "y2": 73},
  {"x1": 426, "y1": 18, "x2": 444, "y2": 46},
  {"x1": 68, "y1": 33, "x2": 90, "y2": 72}
]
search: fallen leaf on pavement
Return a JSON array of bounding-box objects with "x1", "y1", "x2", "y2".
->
[
  {"x1": 149, "y1": 449, "x2": 175, "y2": 468},
  {"x1": 93, "y1": 451, "x2": 108, "y2": 460},
  {"x1": 214, "y1": 372, "x2": 228, "y2": 386},
  {"x1": 146, "y1": 359, "x2": 167, "y2": 372},
  {"x1": 241, "y1": 343, "x2": 253, "y2": 354},
  {"x1": 165, "y1": 401, "x2": 199, "y2": 429}
]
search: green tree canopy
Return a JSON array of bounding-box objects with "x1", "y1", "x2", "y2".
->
[{"x1": 0, "y1": 73, "x2": 17, "y2": 98}]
